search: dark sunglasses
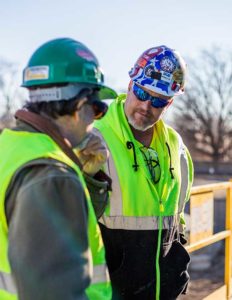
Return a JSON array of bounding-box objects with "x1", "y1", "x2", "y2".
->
[
  {"x1": 77, "y1": 89, "x2": 108, "y2": 120},
  {"x1": 91, "y1": 100, "x2": 108, "y2": 120},
  {"x1": 132, "y1": 82, "x2": 170, "y2": 108}
]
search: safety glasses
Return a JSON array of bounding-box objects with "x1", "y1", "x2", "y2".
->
[
  {"x1": 77, "y1": 89, "x2": 108, "y2": 120},
  {"x1": 140, "y1": 146, "x2": 161, "y2": 184},
  {"x1": 132, "y1": 82, "x2": 170, "y2": 108},
  {"x1": 91, "y1": 100, "x2": 108, "y2": 119}
]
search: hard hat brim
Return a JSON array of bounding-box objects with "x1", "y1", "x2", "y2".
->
[{"x1": 98, "y1": 85, "x2": 118, "y2": 100}]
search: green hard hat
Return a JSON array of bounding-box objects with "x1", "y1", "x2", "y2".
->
[{"x1": 22, "y1": 38, "x2": 117, "y2": 100}]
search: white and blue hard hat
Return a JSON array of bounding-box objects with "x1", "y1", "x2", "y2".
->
[{"x1": 129, "y1": 45, "x2": 186, "y2": 97}]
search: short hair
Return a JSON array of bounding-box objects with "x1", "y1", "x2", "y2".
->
[
  {"x1": 24, "y1": 86, "x2": 94, "y2": 119},
  {"x1": 24, "y1": 96, "x2": 80, "y2": 119}
]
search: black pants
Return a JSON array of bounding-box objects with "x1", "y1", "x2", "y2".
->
[{"x1": 99, "y1": 224, "x2": 190, "y2": 300}]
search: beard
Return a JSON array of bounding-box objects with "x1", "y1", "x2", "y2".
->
[{"x1": 127, "y1": 114, "x2": 154, "y2": 131}]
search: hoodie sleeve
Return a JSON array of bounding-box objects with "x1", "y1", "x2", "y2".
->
[
  {"x1": 179, "y1": 145, "x2": 194, "y2": 235},
  {"x1": 6, "y1": 163, "x2": 90, "y2": 300}
]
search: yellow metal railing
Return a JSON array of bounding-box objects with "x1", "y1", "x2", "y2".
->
[{"x1": 185, "y1": 180, "x2": 232, "y2": 300}]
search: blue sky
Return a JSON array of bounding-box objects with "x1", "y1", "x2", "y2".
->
[{"x1": 0, "y1": 0, "x2": 232, "y2": 92}]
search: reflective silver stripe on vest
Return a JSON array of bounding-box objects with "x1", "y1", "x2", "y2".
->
[
  {"x1": 108, "y1": 154, "x2": 123, "y2": 215},
  {"x1": 0, "y1": 271, "x2": 17, "y2": 294},
  {"x1": 99, "y1": 214, "x2": 180, "y2": 230},
  {"x1": 92, "y1": 264, "x2": 110, "y2": 284},
  {"x1": 177, "y1": 134, "x2": 189, "y2": 213},
  {"x1": 93, "y1": 128, "x2": 123, "y2": 216}
]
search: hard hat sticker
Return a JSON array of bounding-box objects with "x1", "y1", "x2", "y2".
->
[
  {"x1": 161, "y1": 71, "x2": 172, "y2": 83},
  {"x1": 160, "y1": 57, "x2": 176, "y2": 73},
  {"x1": 144, "y1": 65, "x2": 155, "y2": 77},
  {"x1": 76, "y1": 50, "x2": 95, "y2": 62},
  {"x1": 172, "y1": 69, "x2": 184, "y2": 84},
  {"x1": 156, "y1": 81, "x2": 169, "y2": 93},
  {"x1": 24, "y1": 66, "x2": 49, "y2": 81}
]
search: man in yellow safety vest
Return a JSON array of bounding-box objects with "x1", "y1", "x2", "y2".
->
[
  {"x1": 0, "y1": 37, "x2": 117, "y2": 300},
  {"x1": 94, "y1": 45, "x2": 194, "y2": 300}
]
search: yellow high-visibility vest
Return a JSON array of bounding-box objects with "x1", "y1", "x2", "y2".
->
[
  {"x1": 0, "y1": 129, "x2": 111, "y2": 300},
  {"x1": 94, "y1": 94, "x2": 194, "y2": 230}
]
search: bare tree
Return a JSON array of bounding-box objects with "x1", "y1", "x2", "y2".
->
[
  {"x1": 173, "y1": 48, "x2": 232, "y2": 162},
  {"x1": 0, "y1": 59, "x2": 25, "y2": 129}
]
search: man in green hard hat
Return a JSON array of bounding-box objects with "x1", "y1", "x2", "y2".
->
[{"x1": 0, "y1": 38, "x2": 116, "y2": 300}]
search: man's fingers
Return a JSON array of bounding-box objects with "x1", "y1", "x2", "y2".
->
[
  {"x1": 74, "y1": 132, "x2": 109, "y2": 175},
  {"x1": 81, "y1": 146, "x2": 108, "y2": 156}
]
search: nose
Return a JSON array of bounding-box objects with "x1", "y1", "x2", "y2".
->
[{"x1": 140, "y1": 99, "x2": 152, "y2": 110}]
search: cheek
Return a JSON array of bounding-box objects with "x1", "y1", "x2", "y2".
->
[
  {"x1": 79, "y1": 105, "x2": 95, "y2": 123},
  {"x1": 124, "y1": 98, "x2": 133, "y2": 117},
  {"x1": 152, "y1": 108, "x2": 166, "y2": 119},
  {"x1": 157, "y1": 108, "x2": 165, "y2": 116},
  {"x1": 125, "y1": 94, "x2": 141, "y2": 115}
]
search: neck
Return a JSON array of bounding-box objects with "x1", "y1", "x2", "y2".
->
[
  {"x1": 130, "y1": 125, "x2": 154, "y2": 147},
  {"x1": 52, "y1": 116, "x2": 82, "y2": 147}
]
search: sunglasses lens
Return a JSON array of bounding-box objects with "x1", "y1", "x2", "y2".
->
[
  {"x1": 132, "y1": 83, "x2": 148, "y2": 101},
  {"x1": 150, "y1": 98, "x2": 169, "y2": 108},
  {"x1": 133, "y1": 83, "x2": 170, "y2": 108},
  {"x1": 92, "y1": 100, "x2": 108, "y2": 119}
]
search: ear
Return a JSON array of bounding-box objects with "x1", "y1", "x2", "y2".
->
[
  {"x1": 166, "y1": 98, "x2": 173, "y2": 108},
  {"x1": 128, "y1": 80, "x2": 133, "y2": 91},
  {"x1": 73, "y1": 106, "x2": 80, "y2": 121}
]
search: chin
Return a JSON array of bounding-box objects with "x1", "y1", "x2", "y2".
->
[
  {"x1": 134, "y1": 124, "x2": 154, "y2": 131},
  {"x1": 128, "y1": 118, "x2": 154, "y2": 131}
]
